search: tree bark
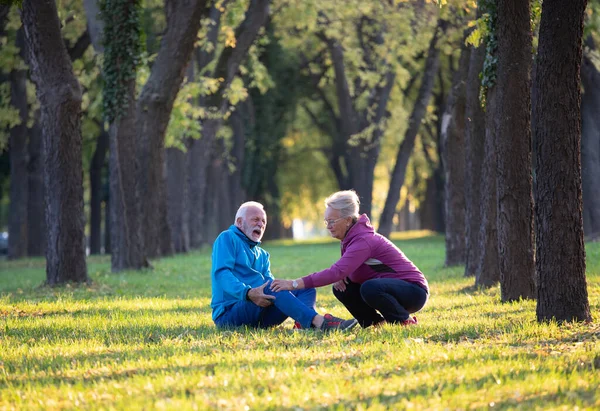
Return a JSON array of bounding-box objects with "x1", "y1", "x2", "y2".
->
[
  {"x1": 379, "y1": 19, "x2": 446, "y2": 238},
  {"x1": 83, "y1": 0, "x2": 104, "y2": 52},
  {"x1": 109, "y1": 80, "x2": 147, "y2": 270},
  {"x1": 21, "y1": 0, "x2": 88, "y2": 284},
  {"x1": 89, "y1": 128, "x2": 108, "y2": 254},
  {"x1": 463, "y1": 42, "x2": 486, "y2": 277},
  {"x1": 136, "y1": 0, "x2": 210, "y2": 258},
  {"x1": 533, "y1": 0, "x2": 591, "y2": 322},
  {"x1": 581, "y1": 36, "x2": 600, "y2": 238},
  {"x1": 441, "y1": 43, "x2": 469, "y2": 266},
  {"x1": 27, "y1": 110, "x2": 45, "y2": 256},
  {"x1": 166, "y1": 146, "x2": 190, "y2": 253},
  {"x1": 495, "y1": 0, "x2": 535, "y2": 301},
  {"x1": 8, "y1": 28, "x2": 29, "y2": 259},
  {"x1": 84, "y1": 0, "x2": 108, "y2": 256},
  {"x1": 476, "y1": 86, "x2": 500, "y2": 287}
]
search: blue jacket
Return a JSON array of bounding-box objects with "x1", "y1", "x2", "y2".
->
[{"x1": 210, "y1": 225, "x2": 274, "y2": 321}]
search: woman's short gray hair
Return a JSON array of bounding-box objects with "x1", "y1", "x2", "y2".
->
[
  {"x1": 235, "y1": 201, "x2": 265, "y2": 222},
  {"x1": 325, "y1": 190, "x2": 360, "y2": 219}
]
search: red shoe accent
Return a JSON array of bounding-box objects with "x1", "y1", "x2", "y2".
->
[
  {"x1": 401, "y1": 316, "x2": 418, "y2": 326},
  {"x1": 293, "y1": 321, "x2": 302, "y2": 329}
]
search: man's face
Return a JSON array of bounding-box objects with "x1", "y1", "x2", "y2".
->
[{"x1": 237, "y1": 206, "x2": 267, "y2": 242}]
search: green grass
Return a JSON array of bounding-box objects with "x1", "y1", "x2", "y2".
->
[{"x1": 0, "y1": 234, "x2": 599, "y2": 410}]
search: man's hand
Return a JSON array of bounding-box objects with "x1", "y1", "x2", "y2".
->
[
  {"x1": 333, "y1": 277, "x2": 350, "y2": 292},
  {"x1": 247, "y1": 282, "x2": 275, "y2": 307},
  {"x1": 270, "y1": 279, "x2": 293, "y2": 292}
]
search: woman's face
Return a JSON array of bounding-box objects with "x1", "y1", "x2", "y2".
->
[{"x1": 324, "y1": 207, "x2": 350, "y2": 241}]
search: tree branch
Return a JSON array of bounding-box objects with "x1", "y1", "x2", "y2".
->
[{"x1": 67, "y1": 29, "x2": 91, "y2": 61}]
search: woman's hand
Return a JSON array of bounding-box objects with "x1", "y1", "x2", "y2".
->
[
  {"x1": 270, "y1": 279, "x2": 293, "y2": 292},
  {"x1": 333, "y1": 277, "x2": 350, "y2": 292}
]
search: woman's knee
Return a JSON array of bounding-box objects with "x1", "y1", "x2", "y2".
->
[{"x1": 359, "y1": 279, "x2": 382, "y2": 301}]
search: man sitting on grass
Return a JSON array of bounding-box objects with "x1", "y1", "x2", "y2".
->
[{"x1": 210, "y1": 201, "x2": 357, "y2": 332}]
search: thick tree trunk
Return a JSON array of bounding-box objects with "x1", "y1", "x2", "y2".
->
[
  {"x1": 109, "y1": 80, "x2": 146, "y2": 270},
  {"x1": 8, "y1": 28, "x2": 29, "y2": 259},
  {"x1": 476, "y1": 86, "x2": 500, "y2": 287},
  {"x1": 89, "y1": 128, "x2": 108, "y2": 254},
  {"x1": 378, "y1": 20, "x2": 446, "y2": 238},
  {"x1": 495, "y1": 0, "x2": 535, "y2": 301},
  {"x1": 166, "y1": 147, "x2": 190, "y2": 253},
  {"x1": 27, "y1": 111, "x2": 45, "y2": 256},
  {"x1": 441, "y1": 43, "x2": 469, "y2": 266},
  {"x1": 581, "y1": 37, "x2": 600, "y2": 238},
  {"x1": 136, "y1": 0, "x2": 209, "y2": 258},
  {"x1": 21, "y1": 0, "x2": 88, "y2": 284},
  {"x1": 463, "y1": 43, "x2": 486, "y2": 277},
  {"x1": 533, "y1": 0, "x2": 591, "y2": 322}
]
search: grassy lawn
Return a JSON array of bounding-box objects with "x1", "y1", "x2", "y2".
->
[{"x1": 1, "y1": 233, "x2": 599, "y2": 410}]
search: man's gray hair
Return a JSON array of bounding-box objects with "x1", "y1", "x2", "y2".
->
[
  {"x1": 325, "y1": 190, "x2": 360, "y2": 219},
  {"x1": 235, "y1": 201, "x2": 265, "y2": 222}
]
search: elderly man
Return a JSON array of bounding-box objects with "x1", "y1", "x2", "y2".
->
[{"x1": 211, "y1": 201, "x2": 357, "y2": 331}]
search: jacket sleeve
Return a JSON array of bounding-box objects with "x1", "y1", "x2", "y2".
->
[
  {"x1": 212, "y1": 233, "x2": 251, "y2": 301},
  {"x1": 302, "y1": 238, "x2": 371, "y2": 288}
]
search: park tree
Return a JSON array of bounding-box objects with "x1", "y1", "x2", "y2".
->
[
  {"x1": 136, "y1": 0, "x2": 209, "y2": 258},
  {"x1": 463, "y1": 20, "x2": 486, "y2": 278},
  {"x1": 474, "y1": 1, "x2": 500, "y2": 288},
  {"x1": 101, "y1": 0, "x2": 147, "y2": 270},
  {"x1": 581, "y1": 36, "x2": 600, "y2": 238},
  {"x1": 20, "y1": 0, "x2": 88, "y2": 284},
  {"x1": 533, "y1": 0, "x2": 591, "y2": 322},
  {"x1": 7, "y1": 27, "x2": 28, "y2": 259},
  {"x1": 188, "y1": 0, "x2": 271, "y2": 247},
  {"x1": 273, "y1": 0, "x2": 433, "y2": 218},
  {"x1": 441, "y1": 36, "x2": 469, "y2": 266},
  {"x1": 495, "y1": 0, "x2": 535, "y2": 300},
  {"x1": 378, "y1": 16, "x2": 448, "y2": 238},
  {"x1": 83, "y1": 0, "x2": 109, "y2": 256}
]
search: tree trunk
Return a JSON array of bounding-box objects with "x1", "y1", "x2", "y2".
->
[
  {"x1": 27, "y1": 110, "x2": 45, "y2": 256},
  {"x1": 21, "y1": 0, "x2": 88, "y2": 284},
  {"x1": 378, "y1": 20, "x2": 446, "y2": 238},
  {"x1": 8, "y1": 28, "x2": 29, "y2": 259},
  {"x1": 109, "y1": 80, "x2": 147, "y2": 270},
  {"x1": 533, "y1": 0, "x2": 591, "y2": 323},
  {"x1": 441, "y1": 42, "x2": 469, "y2": 266},
  {"x1": 166, "y1": 146, "x2": 190, "y2": 253},
  {"x1": 136, "y1": 0, "x2": 209, "y2": 258},
  {"x1": 104, "y1": 181, "x2": 111, "y2": 254},
  {"x1": 495, "y1": 0, "x2": 535, "y2": 301},
  {"x1": 476, "y1": 86, "x2": 500, "y2": 287},
  {"x1": 89, "y1": 128, "x2": 108, "y2": 254},
  {"x1": 581, "y1": 36, "x2": 600, "y2": 238},
  {"x1": 463, "y1": 43, "x2": 486, "y2": 277}
]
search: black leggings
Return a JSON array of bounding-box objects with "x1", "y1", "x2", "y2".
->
[{"x1": 333, "y1": 278, "x2": 428, "y2": 328}]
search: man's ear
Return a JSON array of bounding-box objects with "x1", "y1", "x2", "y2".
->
[{"x1": 235, "y1": 217, "x2": 243, "y2": 228}]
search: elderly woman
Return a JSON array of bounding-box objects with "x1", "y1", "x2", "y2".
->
[{"x1": 271, "y1": 190, "x2": 429, "y2": 328}]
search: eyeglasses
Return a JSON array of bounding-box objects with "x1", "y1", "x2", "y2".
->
[{"x1": 324, "y1": 217, "x2": 345, "y2": 227}]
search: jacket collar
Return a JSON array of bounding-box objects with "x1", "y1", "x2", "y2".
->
[{"x1": 230, "y1": 225, "x2": 261, "y2": 248}]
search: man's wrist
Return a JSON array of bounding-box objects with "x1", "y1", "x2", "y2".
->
[{"x1": 245, "y1": 287, "x2": 252, "y2": 300}]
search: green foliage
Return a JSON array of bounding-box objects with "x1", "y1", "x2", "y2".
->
[
  {"x1": 0, "y1": 238, "x2": 599, "y2": 409},
  {"x1": 100, "y1": 0, "x2": 142, "y2": 123}
]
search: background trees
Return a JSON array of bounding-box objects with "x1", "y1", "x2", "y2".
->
[{"x1": 0, "y1": 0, "x2": 598, "y2": 319}]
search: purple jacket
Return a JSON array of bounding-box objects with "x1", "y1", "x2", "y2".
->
[{"x1": 302, "y1": 214, "x2": 429, "y2": 292}]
